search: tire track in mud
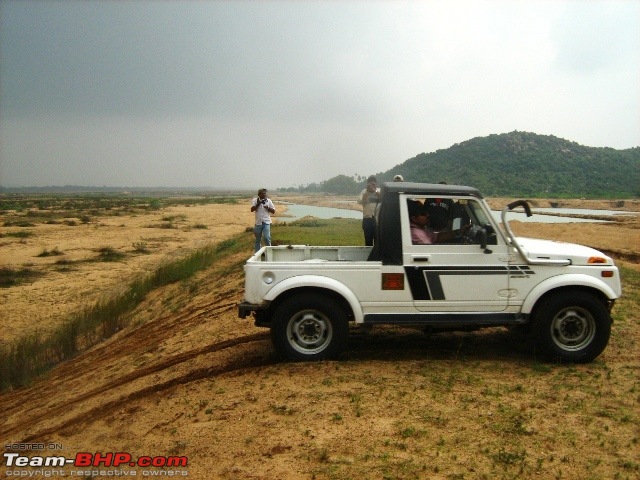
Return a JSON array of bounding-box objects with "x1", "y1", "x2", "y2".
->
[
  {"x1": 1, "y1": 331, "x2": 272, "y2": 442},
  {"x1": 0, "y1": 295, "x2": 241, "y2": 413},
  {"x1": 76, "y1": 299, "x2": 240, "y2": 367},
  {"x1": 67, "y1": 291, "x2": 242, "y2": 371}
]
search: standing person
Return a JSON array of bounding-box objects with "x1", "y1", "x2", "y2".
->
[
  {"x1": 357, "y1": 175, "x2": 379, "y2": 246},
  {"x1": 251, "y1": 188, "x2": 276, "y2": 252}
]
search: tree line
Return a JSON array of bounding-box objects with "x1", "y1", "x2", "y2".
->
[{"x1": 282, "y1": 131, "x2": 639, "y2": 198}]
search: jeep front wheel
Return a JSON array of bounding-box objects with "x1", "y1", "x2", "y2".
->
[
  {"x1": 533, "y1": 291, "x2": 611, "y2": 363},
  {"x1": 271, "y1": 293, "x2": 348, "y2": 361}
]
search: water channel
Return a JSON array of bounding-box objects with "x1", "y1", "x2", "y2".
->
[{"x1": 279, "y1": 203, "x2": 638, "y2": 224}]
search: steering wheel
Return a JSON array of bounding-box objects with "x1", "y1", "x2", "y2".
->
[{"x1": 459, "y1": 224, "x2": 476, "y2": 244}]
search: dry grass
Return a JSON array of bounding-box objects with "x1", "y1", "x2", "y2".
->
[{"x1": 0, "y1": 195, "x2": 255, "y2": 344}]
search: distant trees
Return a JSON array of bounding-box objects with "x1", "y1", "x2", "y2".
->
[
  {"x1": 320, "y1": 175, "x2": 360, "y2": 195},
  {"x1": 281, "y1": 174, "x2": 363, "y2": 195},
  {"x1": 283, "y1": 132, "x2": 639, "y2": 198}
]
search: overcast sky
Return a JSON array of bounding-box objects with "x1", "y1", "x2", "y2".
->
[{"x1": 1, "y1": 0, "x2": 638, "y2": 189}]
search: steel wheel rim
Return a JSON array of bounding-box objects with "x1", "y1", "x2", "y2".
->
[
  {"x1": 287, "y1": 309, "x2": 333, "y2": 355},
  {"x1": 550, "y1": 306, "x2": 596, "y2": 351}
]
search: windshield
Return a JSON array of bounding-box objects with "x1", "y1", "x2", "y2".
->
[{"x1": 467, "y1": 200, "x2": 491, "y2": 226}]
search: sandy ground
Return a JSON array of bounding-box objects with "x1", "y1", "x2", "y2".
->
[
  {"x1": 1, "y1": 194, "x2": 639, "y2": 479},
  {"x1": 0, "y1": 201, "x2": 258, "y2": 344}
]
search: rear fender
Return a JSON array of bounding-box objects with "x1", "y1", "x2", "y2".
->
[{"x1": 264, "y1": 275, "x2": 364, "y2": 323}]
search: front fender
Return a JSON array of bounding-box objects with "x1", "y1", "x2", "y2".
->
[
  {"x1": 521, "y1": 273, "x2": 619, "y2": 314},
  {"x1": 264, "y1": 275, "x2": 364, "y2": 323}
]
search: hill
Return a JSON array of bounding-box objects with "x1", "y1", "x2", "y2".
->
[{"x1": 288, "y1": 131, "x2": 640, "y2": 198}]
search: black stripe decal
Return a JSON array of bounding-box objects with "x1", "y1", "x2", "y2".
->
[
  {"x1": 405, "y1": 267, "x2": 431, "y2": 300},
  {"x1": 404, "y1": 266, "x2": 511, "y2": 301},
  {"x1": 424, "y1": 272, "x2": 444, "y2": 300}
]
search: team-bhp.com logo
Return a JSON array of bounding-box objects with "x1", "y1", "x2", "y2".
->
[{"x1": 3, "y1": 451, "x2": 189, "y2": 476}]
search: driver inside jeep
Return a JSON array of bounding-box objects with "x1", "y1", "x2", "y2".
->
[{"x1": 408, "y1": 199, "x2": 470, "y2": 245}]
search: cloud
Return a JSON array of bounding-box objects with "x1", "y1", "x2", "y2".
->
[
  {"x1": 552, "y1": 1, "x2": 640, "y2": 73},
  {"x1": 1, "y1": 0, "x2": 638, "y2": 188}
]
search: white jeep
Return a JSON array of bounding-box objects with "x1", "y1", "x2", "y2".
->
[{"x1": 239, "y1": 182, "x2": 621, "y2": 363}]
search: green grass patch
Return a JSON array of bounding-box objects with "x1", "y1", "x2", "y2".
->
[
  {"x1": 95, "y1": 247, "x2": 127, "y2": 262},
  {"x1": 1, "y1": 230, "x2": 34, "y2": 238},
  {"x1": 132, "y1": 242, "x2": 151, "y2": 253},
  {"x1": 0, "y1": 266, "x2": 43, "y2": 288},
  {"x1": 164, "y1": 196, "x2": 241, "y2": 206},
  {"x1": 610, "y1": 263, "x2": 640, "y2": 355},
  {"x1": 277, "y1": 218, "x2": 361, "y2": 246},
  {"x1": 614, "y1": 264, "x2": 640, "y2": 318},
  {"x1": 54, "y1": 259, "x2": 76, "y2": 272},
  {"x1": 145, "y1": 222, "x2": 178, "y2": 229},
  {"x1": 36, "y1": 247, "x2": 64, "y2": 257},
  {"x1": 162, "y1": 214, "x2": 187, "y2": 222},
  {"x1": 3, "y1": 220, "x2": 36, "y2": 227}
]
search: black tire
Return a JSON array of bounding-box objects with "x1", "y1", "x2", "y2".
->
[
  {"x1": 532, "y1": 291, "x2": 611, "y2": 363},
  {"x1": 271, "y1": 293, "x2": 348, "y2": 361}
]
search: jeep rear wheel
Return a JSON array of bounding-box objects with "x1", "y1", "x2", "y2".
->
[
  {"x1": 533, "y1": 291, "x2": 611, "y2": 363},
  {"x1": 271, "y1": 293, "x2": 348, "y2": 361}
]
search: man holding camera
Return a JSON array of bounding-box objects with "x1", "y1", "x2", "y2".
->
[{"x1": 251, "y1": 188, "x2": 276, "y2": 252}]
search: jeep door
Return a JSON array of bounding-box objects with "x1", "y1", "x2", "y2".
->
[{"x1": 401, "y1": 196, "x2": 510, "y2": 313}]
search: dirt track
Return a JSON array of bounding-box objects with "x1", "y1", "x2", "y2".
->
[{"x1": 1, "y1": 197, "x2": 639, "y2": 479}]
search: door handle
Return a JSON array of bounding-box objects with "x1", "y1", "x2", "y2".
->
[{"x1": 412, "y1": 256, "x2": 430, "y2": 262}]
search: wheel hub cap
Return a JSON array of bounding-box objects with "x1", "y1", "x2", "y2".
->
[
  {"x1": 287, "y1": 310, "x2": 333, "y2": 354},
  {"x1": 551, "y1": 308, "x2": 595, "y2": 351}
]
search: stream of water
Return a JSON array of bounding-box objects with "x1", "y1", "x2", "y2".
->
[{"x1": 278, "y1": 203, "x2": 637, "y2": 224}]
